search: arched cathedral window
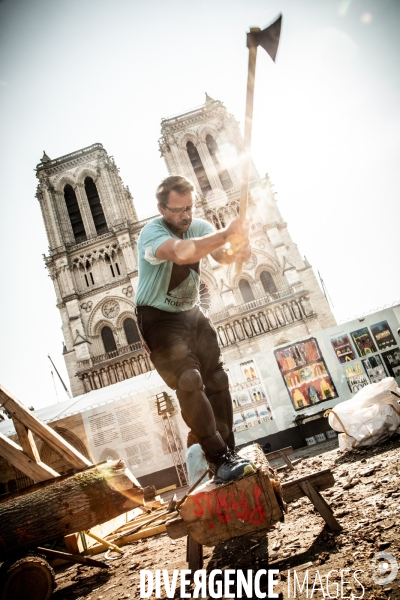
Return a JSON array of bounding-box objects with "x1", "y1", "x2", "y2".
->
[
  {"x1": 123, "y1": 318, "x2": 140, "y2": 345},
  {"x1": 84, "y1": 177, "x2": 108, "y2": 235},
  {"x1": 206, "y1": 135, "x2": 233, "y2": 191},
  {"x1": 64, "y1": 184, "x2": 87, "y2": 243},
  {"x1": 239, "y1": 279, "x2": 255, "y2": 303},
  {"x1": 260, "y1": 271, "x2": 277, "y2": 296},
  {"x1": 186, "y1": 141, "x2": 212, "y2": 197},
  {"x1": 101, "y1": 326, "x2": 117, "y2": 353}
]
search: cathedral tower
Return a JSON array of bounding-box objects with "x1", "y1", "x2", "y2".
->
[
  {"x1": 36, "y1": 143, "x2": 152, "y2": 397},
  {"x1": 36, "y1": 97, "x2": 336, "y2": 398},
  {"x1": 159, "y1": 95, "x2": 336, "y2": 361}
]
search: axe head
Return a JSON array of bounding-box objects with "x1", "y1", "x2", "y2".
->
[{"x1": 247, "y1": 14, "x2": 282, "y2": 62}]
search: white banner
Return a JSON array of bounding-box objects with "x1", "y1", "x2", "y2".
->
[{"x1": 82, "y1": 385, "x2": 188, "y2": 478}]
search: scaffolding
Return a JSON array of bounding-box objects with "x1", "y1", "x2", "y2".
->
[{"x1": 155, "y1": 392, "x2": 188, "y2": 487}]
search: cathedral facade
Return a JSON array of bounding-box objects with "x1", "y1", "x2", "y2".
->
[{"x1": 36, "y1": 96, "x2": 336, "y2": 397}]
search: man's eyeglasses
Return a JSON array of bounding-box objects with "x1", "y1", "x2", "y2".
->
[{"x1": 162, "y1": 204, "x2": 194, "y2": 215}]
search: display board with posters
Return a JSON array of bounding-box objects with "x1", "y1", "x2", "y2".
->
[
  {"x1": 81, "y1": 386, "x2": 186, "y2": 477},
  {"x1": 342, "y1": 362, "x2": 369, "y2": 393},
  {"x1": 350, "y1": 327, "x2": 377, "y2": 357},
  {"x1": 330, "y1": 334, "x2": 356, "y2": 364},
  {"x1": 361, "y1": 355, "x2": 388, "y2": 383},
  {"x1": 228, "y1": 358, "x2": 273, "y2": 433},
  {"x1": 370, "y1": 321, "x2": 397, "y2": 351},
  {"x1": 381, "y1": 348, "x2": 400, "y2": 378},
  {"x1": 274, "y1": 338, "x2": 338, "y2": 410}
]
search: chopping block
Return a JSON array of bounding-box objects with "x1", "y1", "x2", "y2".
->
[{"x1": 174, "y1": 462, "x2": 284, "y2": 547}]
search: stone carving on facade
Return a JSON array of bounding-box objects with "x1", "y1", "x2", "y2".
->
[
  {"x1": 275, "y1": 306, "x2": 285, "y2": 326},
  {"x1": 102, "y1": 300, "x2": 120, "y2": 319},
  {"x1": 291, "y1": 300, "x2": 302, "y2": 320},
  {"x1": 300, "y1": 296, "x2": 313, "y2": 316},
  {"x1": 242, "y1": 318, "x2": 253, "y2": 337},
  {"x1": 267, "y1": 309, "x2": 277, "y2": 329},
  {"x1": 217, "y1": 326, "x2": 228, "y2": 347},
  {"x1": 250, "y1": 314, "x2": 261, "y2": 334},
  {"x1": 81, "y1": 301, "x2": 93, "y2": 313},
  {"x1": 233, "y1": 320, "x2": 245, "y2": 340},
  {"x1": 283, "y1": 303, "x2": 294, "y2": 323},
  {"x1": 243, "y1": 253, "x2": 257, "y2": 271},
  {"x1": 258, "y1": 311, "x2": 269, "y2": 332},
  {"x1": 122, "y1": 285, "x2": 133, "y2": 298},
  {"x1": 225, "y1": 324, "x2": 236, "y2": 344}
]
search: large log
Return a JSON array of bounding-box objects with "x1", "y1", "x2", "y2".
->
[{"x1": 0, "y1": 460, "x2": 145, "y2": 560}]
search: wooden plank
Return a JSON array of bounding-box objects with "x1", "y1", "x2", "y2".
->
[
  {"x1": 0, "y1": 385, "x2": 91, "y2": 470},
  {"x1": 0, "y1": 460, "x2": 144, "y2": 560},
  {"x1": 0, "y1": 432, "x2": 59, "y2": 482},
  {"x1": 186, "y1": 535, "x2": 203, "y2": 572},
  {"x1": 85, "y1": 523, "x2": 168, "y2": 555},
  {"x1": 12, "y1": 418, "x2": 41, "y2": 462},
  {"x1": 37, "y1": 547, "x2": 109, "y2": 569},
  {"x1": 156, "y1": 484, "x2": 177, "y2": 494},
  {"x1": 179, "y1": 468, "x2": 283, "y2": 547},
  {"x1": 263, "y1": 446, "x2": 293, "y2": 461},
  {"x1": 64, "y1": 507, "x2": 145, "y2": 554},
  {"x1": 280, "y1": 451, "x2": 295, "y2": 471},
  {"x1": 282, "y1": 469, "x2": 335, "y2": 504},
  {"x1": 298, "y1": 481, "x2": 342, "y2": 531},
  {"x1": 166, "y1": 516, "x2": 189, "y2": 539}
]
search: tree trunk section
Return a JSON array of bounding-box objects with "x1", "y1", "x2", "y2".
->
[{"x1": 0, "y1": 460, "x2": 145, "y2": 560}]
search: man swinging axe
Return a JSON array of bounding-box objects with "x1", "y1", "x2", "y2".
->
[
  {"x1": 135, "y1": 175, "x2": 255, "y2": 482},
  {"x1": 135, "y1": 16, "x2": 281, "y2": 483}
]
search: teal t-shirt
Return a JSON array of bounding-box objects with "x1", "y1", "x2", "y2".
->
[{"x1": 135, "y1": 217, "x2": 215, "y2": 312}]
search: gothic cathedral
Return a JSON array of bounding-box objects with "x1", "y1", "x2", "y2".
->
[{"x1": 35, "y1": 96, "x2": 336, "y2": 397}]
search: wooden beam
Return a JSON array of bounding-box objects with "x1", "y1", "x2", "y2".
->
[
  {"x1": 37, "y1": 547, "x2": 109, "y2": 569},
  {"x1": 0, "y1": 385, "x2": 91, "y2": 470},
  {"x1": 12, "y1": 417, "x2": 41, "y2": 462},
  {"x1": 0, "y1": 432, "x2": 59, "y2": 482},
  {"x1": 264, "y1": 446, "x2": 293, "y2": 461},
  {"x1": 282, "y1": 469, "x2": 335, "y2": 504},
  {"x1": 85, "y1": 523, "x2": 168, "y2": 555},
  {"x1": 298, "y1": 480, "x2": 342, "y2": 531}
]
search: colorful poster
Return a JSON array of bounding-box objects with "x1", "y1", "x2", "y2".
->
[
  {"x1": 343, "y1": 362, "x2": 369, "y2": 393},
  {"x1": 350, "y1": 327, "x2": 377, "y2": 357},
  {"x1": 361, "y1": 355, "x2": 387, "y2": 383},
  {"x1": 228, "y1": 358, "x2": 274, "y2": 431},
  {"x1": 233, "y1": 412, "x2": 247, "y2": 432},
  {"x1": 381, "y1": 348, "x2": 400, "y2": 378},
  {"x1": 330, "y1": 334, "x2": 356, "y2": 363},
  {"x1": 274, "y1": 338, "x2": 338, "y2": 410},
  {"x1": 370, "y1": 321, "x2": 396, "y2": 351}
]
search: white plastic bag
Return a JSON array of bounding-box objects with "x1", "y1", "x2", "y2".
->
[
  {"x1": 185, "y1": 443, "x2": 210, "y2": 485},
  {"x1": 326, "y1": 377, "x2": 400, "y2": 450}
]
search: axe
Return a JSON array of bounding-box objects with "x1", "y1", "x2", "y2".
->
[{"x1": 236, "y1": 15, "x2": 282, "y2": 273}]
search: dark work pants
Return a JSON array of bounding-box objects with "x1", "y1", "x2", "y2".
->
[{"x1": 136, "y1": 305, "x2": 234, "y2": 449}]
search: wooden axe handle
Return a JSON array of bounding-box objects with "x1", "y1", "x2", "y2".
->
[{"x1": 236, "y1": 39, "x2": 258, "y2": 274}]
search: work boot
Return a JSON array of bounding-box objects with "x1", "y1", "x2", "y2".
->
[{"x1": 213, "y1": 449, "x2": 256, "y2": 484}]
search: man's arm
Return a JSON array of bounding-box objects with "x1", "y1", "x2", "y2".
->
[{"x1": 155, "y1": 219, "x2": 250, "y2": 265}]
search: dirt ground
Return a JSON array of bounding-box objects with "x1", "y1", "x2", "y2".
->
[{"x1": 52, "y1": 435, "x2": 400, "y2": 600}]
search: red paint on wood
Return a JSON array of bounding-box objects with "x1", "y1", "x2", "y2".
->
[{"x1": 189, "y1": 480, "x2": 267, "y2": 529}]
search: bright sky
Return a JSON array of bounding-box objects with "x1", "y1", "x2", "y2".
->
[{"x1": 0, "y1": 0, "x2": 399, "y2": 410}]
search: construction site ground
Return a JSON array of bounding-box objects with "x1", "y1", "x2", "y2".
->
[{"x1": 51, "y1": 435, "x2": 400, "y2": 600}]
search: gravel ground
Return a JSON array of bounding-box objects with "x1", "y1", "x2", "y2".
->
[{"x1": 52, "y1": 435, "x2": 400, "y2": 600}]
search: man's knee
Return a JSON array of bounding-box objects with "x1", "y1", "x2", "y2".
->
[
  {"x1": 206, "y1": 370, "x2": 229, "y2": 393},
  {"x1": 177, "y1": 369, "x2": 203, "y2": 392}
]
